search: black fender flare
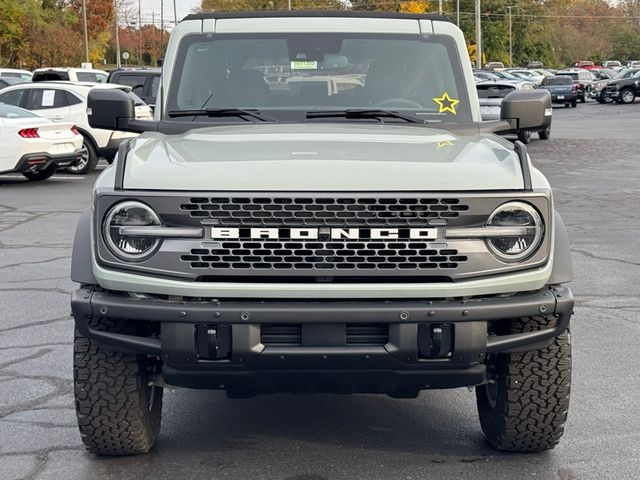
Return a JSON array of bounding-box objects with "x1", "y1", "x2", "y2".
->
[
  {"x1": 549, "y1": 210, "x2": 573, "y2": 285},
  {"x1": 71, "y1": 209, "x2": 97, "y2": 285}
]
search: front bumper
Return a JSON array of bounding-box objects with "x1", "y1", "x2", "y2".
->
[
  {"x1": 14, "y1": 149, "x2": 84, "y2": 173},
  {"x1": 71, "y1": 285, "x2": 573, "y2": 395}
]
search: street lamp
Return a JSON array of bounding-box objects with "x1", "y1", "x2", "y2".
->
[
  {"x1": 82, "y1": 0, "x2": 90, "y2": 65},
  {"x1": 475, "y1": 0, "x2": 482, "y2": 68}
]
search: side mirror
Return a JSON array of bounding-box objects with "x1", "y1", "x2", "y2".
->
[
  {"x1": 87, "y1": 88, "x2": 155, "y2": 133},
  {"x1": 500, "y1": 90, "x2": 552, "y2": 131}
]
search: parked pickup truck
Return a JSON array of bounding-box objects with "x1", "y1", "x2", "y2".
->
[{"x1": 70, "y1": 11, "x2": 571, "y2": 456}]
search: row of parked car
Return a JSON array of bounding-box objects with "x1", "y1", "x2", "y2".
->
[
  {"x1": 0, "y1": 67, "x2": 161, "y2": 180},
  {"x1": 474, "y1": 65, "x2": 640, "y2": 143}
]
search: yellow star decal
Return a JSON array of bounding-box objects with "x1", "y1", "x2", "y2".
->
[
  {"x1": 433, "y1": 92, "x2": 460, "y2": 115},
  {"x1": 437, "y1": 140, "x2": 455, "y2": 149}
]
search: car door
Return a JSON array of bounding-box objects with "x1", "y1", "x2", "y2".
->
[{"x1": 24, "y1": 88, "x2": 71, "y2": 123}]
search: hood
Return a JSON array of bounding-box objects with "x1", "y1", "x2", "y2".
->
[
  {"x1": 608, "y1": 78, "x2": 638, "y2": 87},
  {"x1": 123, "y1": 123, "x2": 525, "y2": 191}
]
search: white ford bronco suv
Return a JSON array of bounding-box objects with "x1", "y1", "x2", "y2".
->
[{"x1": 71, "y1": 11, "x2": 571, "y2": 456}]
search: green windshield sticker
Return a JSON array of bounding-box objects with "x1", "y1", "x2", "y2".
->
[{"x1": 291, "y1": 60, "x2": 318, "y2": 70}]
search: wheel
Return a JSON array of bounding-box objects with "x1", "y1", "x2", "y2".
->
[
  {"x1": 66, "y1": 136, "x2": 98, "y2": 174},
  {"x1": 74, "y1": 317, "x2": 162, "y2": 455},
  {"x1": 598, "y1": 91, "x2": 613, "y2": 104},
  {"x1": 571, "y1": 100, "x2": 577, "y2": 108},
  {"x1": 564, "y1": 103, "x2": 569, "y2": 108},
  {"x1": 538, "y1": 126, "x2": 551, "y2": 140},
  {"x1": 476, "y1": 315, "x2": 571, "y2": 452},
  {"x1": 618, "y1": 88, "x2": 635, "y2": 104},
  {"x1": 21, "y1": 166, "x2": 56, "y2": 182},
  {"x1": 579, "y1": 92, "x2": 585, "y2": 103},
  {"x1": 517, "y1": 130, "x2": 531, "y2": 144}
]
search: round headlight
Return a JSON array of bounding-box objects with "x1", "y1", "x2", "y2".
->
[
  {"x1": 486, "y1": 202, "x2": 543, "y2": 262},
  {"x1": 103, "y1": 201, "x2": 161, "y2": 261}
]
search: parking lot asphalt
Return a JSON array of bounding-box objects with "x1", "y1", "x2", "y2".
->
[{"x1": 1, "y1": 102, "x2": 639, "y2": 480}]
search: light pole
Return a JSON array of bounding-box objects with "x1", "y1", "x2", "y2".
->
[
  {"x1": 475, "y1": 0, "x2": 482, "y2": 68},
  {"x1": 114, "y1": 0, "x2": 121, "y2": 68},
  {"x1": 173, "y1": 0, "x2": 178, "y2": 25},
  {"x1": 457, "y1": 0, "x2": 460, "y2": 26},
  {"x1": 507, "y1": 6, "x2": 513, "y2": 67},
  {"x1": 138, "y1": 0, "x2": 142, "y2": 65},
  {"x1": 82, "y1": 0, "x2": 90, "y2": 65}
]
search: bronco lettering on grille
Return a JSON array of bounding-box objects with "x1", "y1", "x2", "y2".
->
[{"x1": 211, "y1": 227, "x2": 437, "y2": 240}]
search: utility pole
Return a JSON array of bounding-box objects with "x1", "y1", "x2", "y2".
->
[
  {"x1": 138, "y1": 0, "x2": 142, "y2": 65},
  {"x1": 160, "y1": 0, "x2": 164, "y2": 52},
  {"x1": 508, "y1": 6, "x2": 513, "y2": 67},
  {"x1": 82, "y1": 0, "x2": 90, "y2": 65},
  {"x1": 114, "y1": 0, "x2": 121, "y2": 68},
  {"x1": 457, "y1": 0, "x2": 460, "y2": 26},
  {"x1": 475, "y1": 0, "x2": 482, "y2": 68}
]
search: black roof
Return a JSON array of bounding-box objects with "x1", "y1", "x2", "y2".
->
[{"x1": 184, "y1": 10, "x2": 449, "y2": 22}]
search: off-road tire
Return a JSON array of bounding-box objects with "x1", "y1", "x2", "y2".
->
[
  {"x1": 538, "y1": 127, "x2": 551, "y2": 140},
  {"x1": 517, "y1": 130, "x2": 531, "y2": 144},
  {"x1": 476, "y1": 315, "x2": 571, "y2": 452},
  {"x1": 22, "y1": 166, "x2": 56, "y2": 181},
  {"x1": 74, "y1": 317, "x2": 162, "y2": 455}
]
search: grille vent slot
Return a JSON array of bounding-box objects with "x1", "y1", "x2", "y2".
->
[{"x1": 180, "y1": 196, "x2": 469, "y2": 226}]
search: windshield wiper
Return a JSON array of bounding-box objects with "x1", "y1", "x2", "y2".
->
[
  {"x1": 167, "y1": 108, "x2": 275, "y2": 122},
  {"x1": 306, "y1": 109, "x2": 423, "y2": 124}
]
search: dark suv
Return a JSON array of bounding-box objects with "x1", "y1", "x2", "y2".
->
[
  {"x1": 603, "y1": 68, "x2": 640, "y2": 104},
  {"x1": 107, "y1": 68, "x2": 161, "y2": 109}
]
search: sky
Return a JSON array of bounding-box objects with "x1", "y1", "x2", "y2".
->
[{"x1": 138, "y1": 0, "x2": 202, "y2": 25}]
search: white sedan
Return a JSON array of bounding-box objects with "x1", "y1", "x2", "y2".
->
[
  {"x1": 0, "y1": 82, "x2": 152, "y2": 175},
  {"x1": 0, "y1": 103, "x2": 83, "y2": 181}
]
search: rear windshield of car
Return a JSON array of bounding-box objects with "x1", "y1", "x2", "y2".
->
[
  {"x1": 0, "y1": 103, "x2": 38, "y2": 118},
  {"x1": 32, "y1": 72, "x2": 69, "y2": 81},
  {"x1": 167, "y1": 33, "x2": 473, "y2": 124},
  {"x1": 557, "y1": 72, "x2": 578, "y2": 80},
  {"x1": 476, "y1": 84, "x2": 515, "y2": 98},
  {"x1": 546, "y1": 77, "x2": 572, "y2": 85}
]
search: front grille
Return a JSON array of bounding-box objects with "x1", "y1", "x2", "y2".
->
[
  {"x1": 260, "y1": 323, "x2": 388, "y2": 347},
  {"x1": 180, "y1": 196, "x2": 469, "y2": 226},
  {"x1": 180, "y1": 241, "x2": 468, "y2": 271}
]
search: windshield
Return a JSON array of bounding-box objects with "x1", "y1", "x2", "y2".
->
[
  {"x1": 546, "y1": 77, "x2": 572, "y2": 86},
  {"x1": 614, "y1": 68, "x2": 640, "y2": 79},
  {"x1": 476, "y1": 84, "x2": 514, "y2": 98},
  {"x1": 168, "y1": 33, "x2": 472, "y2": 123},
  {"x1": 557, "y1": 72, "x2": 578, "y2": 80},
  {"x1": 0, "y1": 103, "x2": 38, "y2": 118}
]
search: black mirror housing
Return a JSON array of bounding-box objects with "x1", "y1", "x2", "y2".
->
[
  {"x1": 500, "y1": 90, "x2": 552, "y2": 131},
  {"x1": 87, "y1": 88, "x2": 156, "y2": 133},
  {"x1": 87, "y1": 88, "x2": 134, "y2": 130}
]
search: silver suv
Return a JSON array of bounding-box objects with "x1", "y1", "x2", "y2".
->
[{"x1": 71, "y1": 11, "x2": 570, "y2": 456}]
